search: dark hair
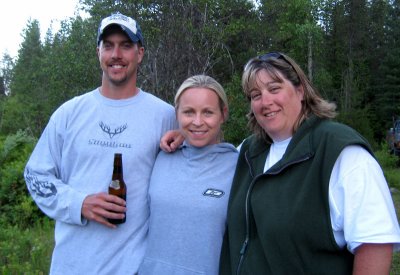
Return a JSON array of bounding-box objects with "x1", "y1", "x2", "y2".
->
[{"x1": 242, "y1": 52, "x2": 337, "y2": 142}]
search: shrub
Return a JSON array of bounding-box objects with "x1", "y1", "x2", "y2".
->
[
  {"x1": 0, "y1": 130, "x2": 44, "y2": 228},
  {"x1": 374, "y1": 142, "x2": 400, "y2": 189},
  {"x1": 375, "y1": 143, "x2": 399, "y2": 170}
]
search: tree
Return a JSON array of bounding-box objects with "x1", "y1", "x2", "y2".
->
[
  {"x1": 2, "y1": 20, "x2": 45, "y2": 136},
  {"x1": 2, "y1": 0, "x2": 398, "y2": 145},
  {"x1": 0, "y1": 53, "x2": 14, "y2": 96},
  {"x1": 374, "y1": 0, "x2": 400, "y2": 135},
  {"x1": 42, "y1": 16, "x2": 101, "y2": 110},
  {"x1": 78, "y1": 0, "x2": 259, "y2": 103}
]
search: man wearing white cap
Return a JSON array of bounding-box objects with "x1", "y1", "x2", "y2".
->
[{"x1": 24, "y1": 12, "x2": 177, "y2": 274}]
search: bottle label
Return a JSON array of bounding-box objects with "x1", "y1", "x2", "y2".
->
[{"x1": 110, "y1": 179, "x2": 121, "y2": 189}]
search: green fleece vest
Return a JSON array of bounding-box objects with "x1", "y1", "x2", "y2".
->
[{"x1": 220, "y1": 116, "x2": 373, "y2": 275}]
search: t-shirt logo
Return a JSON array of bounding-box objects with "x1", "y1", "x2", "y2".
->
[
  {"x1": 88, "y1": 121, "x2": 132, "y2": 148},
  {"x1": 99, "y1": 122, "x2": 127, "y2": 139},
  {"x1": 203, "y1": 188, "x2": 225, "y2": 198}
]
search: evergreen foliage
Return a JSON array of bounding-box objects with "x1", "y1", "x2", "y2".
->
[{"x1": 0, "y1": 0, "x2": 398, "y2": 143}]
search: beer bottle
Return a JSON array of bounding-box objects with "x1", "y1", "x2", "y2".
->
[{"x1": 108, "y1": 153, "x2": 126, "y2": 224}]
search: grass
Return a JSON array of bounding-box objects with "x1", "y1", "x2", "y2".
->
[{"x1": 0, "y1": 219, "x2": 54, "y2": 274}]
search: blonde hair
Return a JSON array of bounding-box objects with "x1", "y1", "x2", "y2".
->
[
  {"x1": 242, "y1": 52, "x2": 337, "y2": 142},
  {"x1": 175, "y1": 75, "x2": 229, "y2": 121},
  {"x1": 174, "y1": 75, "x2": 229, "y2": 142}
]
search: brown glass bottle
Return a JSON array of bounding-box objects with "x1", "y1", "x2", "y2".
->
[{"x1": 108, "y1": 153, "x2": 126, "y2": 224}]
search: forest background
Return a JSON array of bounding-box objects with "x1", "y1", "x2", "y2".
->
[{"x1": 0, "y1": 0, "x2": 400, "y2": 273}]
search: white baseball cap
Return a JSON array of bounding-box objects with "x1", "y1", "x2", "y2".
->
[{"x1": 97, "y1": 12, "x2": 144, "y2": 46}]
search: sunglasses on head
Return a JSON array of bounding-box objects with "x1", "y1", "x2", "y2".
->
[
  {"x1": 258, "y1": 52, "x2": 284, "y2": 60},
  {"x1": 244, "y1": 51, "x2": 296, "y2": 73},
  {"x1": 259, "y1": 52, "x2": 295, "y2": 67}
]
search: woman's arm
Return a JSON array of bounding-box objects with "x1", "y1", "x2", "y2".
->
[{"x1": 353, "y1": 243, "x2": 393, "y2": 275}]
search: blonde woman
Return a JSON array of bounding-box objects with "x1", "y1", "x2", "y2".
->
[{"x1": 139, "y1": 75, "x2": 238, "y2": 275}]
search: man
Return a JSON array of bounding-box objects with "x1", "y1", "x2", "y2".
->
[{"x1": 24, "y1": 12, "x2": 177, "y2": 274}]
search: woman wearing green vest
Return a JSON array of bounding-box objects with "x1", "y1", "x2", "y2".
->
[{"x1": 161, "y1": 52, "x2": 400, "y2": 274}]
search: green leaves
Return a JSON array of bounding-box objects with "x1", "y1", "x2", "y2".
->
[{"x1": 0, "y1": 0, "x2": 398, "y2": 163}]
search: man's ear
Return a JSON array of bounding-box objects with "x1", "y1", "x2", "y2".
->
[
  {"x1": 96, "y1": 45, "x2": 100, "y2": 58},
  {"x1": 137, "y1": 45, "x2": 145, "y2": 64}
]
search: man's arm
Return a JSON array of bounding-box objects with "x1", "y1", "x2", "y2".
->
[
  {"x1": 24, "y1": 120, "x2": 87, "y2": 225},
  {"x1": 25, "y1": 118, "x2": 125, "y2": 228},
  {"x1": 82, "y1": 193, "x2": 126, "y2": 228},
  {"x1": 160, "y1": 130, "x2": 184, "y2": 152}
]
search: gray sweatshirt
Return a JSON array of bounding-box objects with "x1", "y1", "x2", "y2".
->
[
  {"x1": 139, "y1": 142, "x2": 238, "y2": 275},
  {"x1": 24, "y1": 89, "x2": 177, "y2": 275}
]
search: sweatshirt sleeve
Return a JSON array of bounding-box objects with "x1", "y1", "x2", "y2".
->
[{"x1": 24, "y1": 111, "x2": 87, "y2": 226}]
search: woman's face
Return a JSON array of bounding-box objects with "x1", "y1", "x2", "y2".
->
[
  {"x1": 177, "y1": 88, "x2": 226, "y2": 147},
  {"x1": 249, "y1": 69, "x2": 304, "y2": 142}
]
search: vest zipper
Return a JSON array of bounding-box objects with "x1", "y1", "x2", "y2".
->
[
  {"x1": 236, "y1": 151, "x2": 257, "y2": 275},
  {"x1": 235, "y1": 151, "x2": 312, "y2": 275},
  {"x1": 236, "y1": 238, "x2": 248, "y2": 275}
]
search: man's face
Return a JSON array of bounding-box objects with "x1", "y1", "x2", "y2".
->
[{"x1": 97, "y1": 29, "x2": 144, "y2": 87}]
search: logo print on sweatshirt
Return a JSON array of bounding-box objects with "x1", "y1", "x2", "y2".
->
[
  {"x1": 88, "y1": 121, "x2": 132, "y2": 148},
  {"x1": 25, "y1": 169, "x2": 57, "y2": 198},
  {"x1": 99, "y1": 122, "x2": 127, "y2": 139},
  {"x1": 203, "y1": 188, "x2": 225, "y2": 198}
]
